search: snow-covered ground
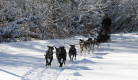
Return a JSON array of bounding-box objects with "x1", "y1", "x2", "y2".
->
[{"x1": 0, "y1": 33, "x2": 138, "y2": 80}]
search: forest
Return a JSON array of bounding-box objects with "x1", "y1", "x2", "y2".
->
[{"x1": 0, "y1": 0, "x2": 138, "y2": 42}]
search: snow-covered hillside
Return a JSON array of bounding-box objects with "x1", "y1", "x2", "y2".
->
[
  {"x1": 0, "y1": 0, "x2": 138, "y2": 42},
  {"x1": 0, "y1": 33, "x2": 138, "y2": 80}
]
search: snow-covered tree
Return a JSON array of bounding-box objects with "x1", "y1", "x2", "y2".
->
[{"x1": 0, "y1": 0, "x2": 138, "y2": 42}]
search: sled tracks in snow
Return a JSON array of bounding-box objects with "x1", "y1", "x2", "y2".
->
[
  {"x1": 22, "y1": 65, "x2": 65, "y2": 80},
  {"x1": 22, "y1": 65, "x2": 81, "y2": 80}
]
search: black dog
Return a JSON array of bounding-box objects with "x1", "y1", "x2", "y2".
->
[
  {"x1": 68, "y1": 45, "x2": 76, "y2": 61},
  {"x1": 44, "y1": 46, "x2": 54, "y2": 66},
  {"x1": 55, "y1": 46, "x2": 66, "y2": 67}
]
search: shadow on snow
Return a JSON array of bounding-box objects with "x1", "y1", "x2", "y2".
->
[{"x1": 0, "y1": 52, "x2": 44, "y2": 67}]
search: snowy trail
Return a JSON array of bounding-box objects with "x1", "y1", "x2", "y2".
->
[
  {"x1": 0, "y1": 33, "x2": 138, "y2": 80},
  {"x1": 22, "y1": 66, "x2": 63, "y2": 80},
  {"x1": 21, "y1": 54, "x2": 86, "y2": 80}
]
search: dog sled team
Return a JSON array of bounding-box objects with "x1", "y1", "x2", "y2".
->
[
  {"x1": 44, "y1": 37, "x2": 104, "y2": 67},
  {"x1": 44, "y1": 14, "x2": 111, "y2": 67}
]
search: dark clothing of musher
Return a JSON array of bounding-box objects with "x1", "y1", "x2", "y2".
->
[
  {"x1": 102, "y1": 18, "x2": 111, "y2": 27},
  {"x1": 102, "y1": 18, "x2": 111, "y2": 33}
]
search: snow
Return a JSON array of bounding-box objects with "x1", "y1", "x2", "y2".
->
[{"x1": 0, "y1": 33, "x2": 138, "y2": 80}]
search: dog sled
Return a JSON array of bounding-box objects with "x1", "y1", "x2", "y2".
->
[{"x1": 96, "y1": 27, "x2": 111, "y2": 43}]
